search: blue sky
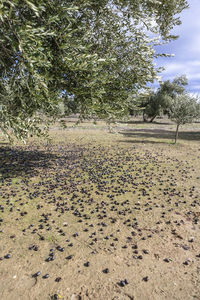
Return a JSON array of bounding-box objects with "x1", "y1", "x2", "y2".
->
[{"x1": 153, "y1": 0, "x2": 200, "y2": 94}]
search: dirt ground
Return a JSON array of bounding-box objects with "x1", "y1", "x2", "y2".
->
[{"x1": 0, "y1": 118, "x2": 200, "y2": 300}]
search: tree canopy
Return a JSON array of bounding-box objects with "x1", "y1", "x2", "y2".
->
[
  {"x1": 169, "y1": 93, "x2": 200, "y2": 143},
  {"x1": 0, "y1": 0, "x2": 188, "y2": 140},
  {"x1": 142, "y1": 75, "x2": 188, "y2": 122}
]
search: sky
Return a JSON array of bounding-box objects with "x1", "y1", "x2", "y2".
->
[{"x1": 153, "y1": 0, "x2": 200, "y2": 94}]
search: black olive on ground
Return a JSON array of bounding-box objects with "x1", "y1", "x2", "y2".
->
[
  {"x1": 33, "y1": 271, "x2": 41, "y2": 277},
  {"x1": 143, "y1": 276, "x2": 149, "y2": 282},
  {"x1": 55, "y1": 277, "x2": 62, "y2": 282}
]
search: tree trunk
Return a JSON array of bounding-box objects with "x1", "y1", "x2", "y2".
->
[
  {"x1": 175, "y1": 124, "x2": 179, "y2": 144},
  {"x1": 149, "y1": 115, "x2": 157, "y2": 123},
  {"x1": 143, "y1": 112, "x2": 147, "y2": 122}
]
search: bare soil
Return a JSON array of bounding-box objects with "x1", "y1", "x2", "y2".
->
[{"x1": 0, "y1": 118, "x2": 200, "y2": 300}]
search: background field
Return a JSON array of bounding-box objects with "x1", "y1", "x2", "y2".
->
[{"x1": 0, "y1": 118, "x2": 200, "y2": 300}]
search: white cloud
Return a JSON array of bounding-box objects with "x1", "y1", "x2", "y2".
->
[
  {"x1": 152, "y1": 0, "x2": 200, "y2": 93},
  {"x1": 161, "y1": 60, "x2": 200, "y2": 75},
  {"x1": 188, "y1": 61, "x2": 200, "y2": 67},
  {"x1": 162, "y1": 62, "x2": 185, "y2": 74},
  {"x1": 190, "y1": 85, "x2": 200, "y2": 91},
  {"x1": 187, "y1": 73, "x2": 200, "y2": 80}
]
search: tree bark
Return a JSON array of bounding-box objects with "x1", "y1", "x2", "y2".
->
[
  {"x1": 149, "y1": 115, "x2": 157, "y2": 123},
  {"x1": 143, "y1": 112, "x2": 147, "y2": 122},
  {"x1": 175, "y1": 123, "x2": 179, "y2": 143}
]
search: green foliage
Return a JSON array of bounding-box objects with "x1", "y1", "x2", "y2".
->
[
  {"x1": 143, "y1": 75, "x2": 188, "y2": 122},
  {"x1": 169, "y1": 93, "x2": 199, "y2": 143},
  {"x1": 169, "y1": 93, "x2": 199, "y2": 125},
  {"x1": 0, "y1": 0, "x2": 189, "y2": 140}
]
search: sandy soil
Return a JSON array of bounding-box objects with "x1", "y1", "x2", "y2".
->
[{"x1": 0, "y1": 120, "x2": 200, "y2": 300}]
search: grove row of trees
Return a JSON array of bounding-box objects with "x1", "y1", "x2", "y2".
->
[
  {"x1": 1, "y1": 0, "x2": 198, "y2": 142},
  {"x1": 136, "y1": 75, "x2": 200, "y2": 143}
]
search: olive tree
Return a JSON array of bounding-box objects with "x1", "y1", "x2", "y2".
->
[
  {"x1": 143, "y1": 75, "x2": 188, "y2": 122},
  {"x1": 0, "y1": 0, "x2": 189, "y2": 140},
  {"x1": 169, "y1": 93, "x2": 199, "y2": 143}
]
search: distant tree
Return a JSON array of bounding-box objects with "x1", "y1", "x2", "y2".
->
[
  {"x1": 143, "y1": 75, "x2": 188, "y2": 122},
  {"x1": 169, "y1": 93, "x2": 199, "y2": 143},
  {"x1": 142, "y1": 91, "x2": 171, "y2": 122}
]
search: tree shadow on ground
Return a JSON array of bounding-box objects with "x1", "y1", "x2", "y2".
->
[
  {"x1": 119, "y1": 139, "x2": 171, "y2": 144},
  {"x1": 118, "y1": 120, "x2": 172, "y2": 126},
  {"x1": 118, "y1": 128, "x2": 200, "y2": 144},
  {"x1": 0, "y1": 145, "x2": 80, "y2": 179}
]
